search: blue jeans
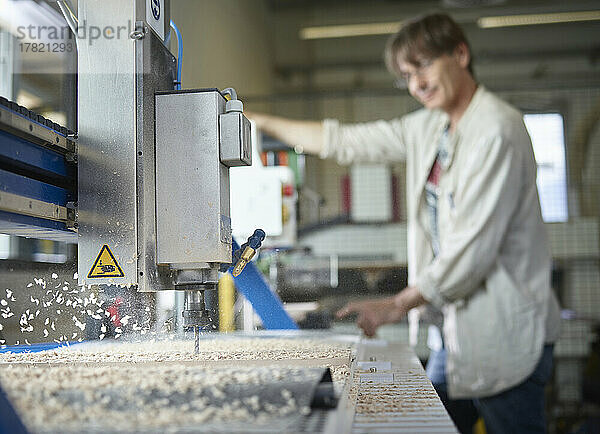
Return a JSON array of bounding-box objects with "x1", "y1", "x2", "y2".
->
[
  {"x1": 426, "y1": 345, "x2": 554, "y2": 434},
  {"x1": 427, "y1": 349, "x2": 478, "y2": 434}
]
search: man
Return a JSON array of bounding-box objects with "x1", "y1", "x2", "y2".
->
[{"x1": 249, "y1": 13, "x2": 560, "y2": 433}]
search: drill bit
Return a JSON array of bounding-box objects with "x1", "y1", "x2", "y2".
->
[{"x1": 194, "y1": 326, "x2": 200, "y2": 355}]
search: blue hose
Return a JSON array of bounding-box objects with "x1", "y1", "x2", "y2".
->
[
  {"x1": 170, "y1": 20, "x2": 183, "y2": 90},
  {"x1": 0, "y1": 341, "x2": 83, "y2": 353}
]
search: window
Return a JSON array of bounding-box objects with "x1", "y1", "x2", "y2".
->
[
  {"x1": 523, "y1": 113, "x2": 568, "y2": 222},
  {"x1": 0, "y1": 234, "x2": 9, "y2": 259}
]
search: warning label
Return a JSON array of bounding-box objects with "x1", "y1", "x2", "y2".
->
[{"x1": 88, "y1": 245, "x2": 125, "y2": 278}]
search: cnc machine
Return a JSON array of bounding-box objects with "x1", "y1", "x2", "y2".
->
[{"x1": 0, "y1": 2, "x2": 457, "y2": 432}]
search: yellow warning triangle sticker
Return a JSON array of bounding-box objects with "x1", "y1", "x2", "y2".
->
[{"x1": 88, "y1": 244, "x2": 125, "y2": 278}]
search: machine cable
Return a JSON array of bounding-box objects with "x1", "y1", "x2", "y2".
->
[{"x1": 170, "y1": 20, "x2": 183, "y2": 90}]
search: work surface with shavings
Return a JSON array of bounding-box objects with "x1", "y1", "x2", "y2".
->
[{"x1": 0, "y1": 332, "x2": 456, "y2": 433}]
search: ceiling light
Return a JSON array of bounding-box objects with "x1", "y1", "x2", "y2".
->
[
  {"x1": 300, "y1": 21, "x2": 402, "y2": 40},
  {"x1": 16, "y1": 90, "x2": 42, "y2": 109},
  {"x1": 478, "y1": 10, "x2": 600, "y2": 28}
]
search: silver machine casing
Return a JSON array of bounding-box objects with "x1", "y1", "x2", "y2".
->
[
  {"x1": 154, "y1": 90, "x2": 232, "y2": 268},
  {"x1": 77, "y1": 0, "x2": 237, "y2": 292}
]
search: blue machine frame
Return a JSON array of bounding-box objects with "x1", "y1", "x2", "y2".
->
[{"x1": 0, "y1": 98, "x2": 77, "y2": 242}]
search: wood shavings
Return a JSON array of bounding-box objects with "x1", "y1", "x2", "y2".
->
[
  {"x1": 0, "y1": 338, "x2": 353, "y2": 364},
  {"x1": 0, "y1": 338, "x2": 354, "y2": 433}
]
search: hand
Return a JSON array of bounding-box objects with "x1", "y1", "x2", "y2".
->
[{"x1": 336, "y1": 297, "x2": 405, "y2": 337}]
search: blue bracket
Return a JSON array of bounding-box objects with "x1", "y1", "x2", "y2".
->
[
  {"x1": 0, "y1": 385, "x2": 28, "y2": 434},
  {"x1": 230, "y1": 239, "x2": 298, "y2": 330}
]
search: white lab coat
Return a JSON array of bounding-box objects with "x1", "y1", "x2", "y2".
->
[{"x1": 321, "y1": 86, "x2": 561, "y2": 398}]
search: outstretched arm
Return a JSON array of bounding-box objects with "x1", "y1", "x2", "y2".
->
[{"x1": 245, "y1": 111, "x2": 324, "y2": 156}]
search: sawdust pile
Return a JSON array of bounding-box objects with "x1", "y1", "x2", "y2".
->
[{"x1": 0, "y1": 338, "x2": 353, "y2": 433}]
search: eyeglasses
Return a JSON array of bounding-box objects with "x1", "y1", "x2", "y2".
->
[{"x1": 394, "y1": 59, "x2": 435, "y2": 88}]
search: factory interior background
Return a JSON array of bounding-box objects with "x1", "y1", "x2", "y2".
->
[{"x1": 0, "y1": 0, "x2": 599, "y2": 433}]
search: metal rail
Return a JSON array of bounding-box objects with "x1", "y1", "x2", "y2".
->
[
  {"x1": 0, "y1": 191, "x2": 68, "y2": 223},
  {"x1": 0, "y1": 101, "x2": 76, "y2": 156}
]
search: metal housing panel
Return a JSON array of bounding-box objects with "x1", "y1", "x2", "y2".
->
[
  {"x1": 219, "y1": 112, "x2": 252, "y2": 167},
  {"x1": 77, "y1": 0, "x2": 138, "y2": 286},
  {"x1": 135, "y1": 30, "x2": 176, "y2": 291},
  {"x1": 155, "y1": 91, "x2": 231, "y2": 265}
]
